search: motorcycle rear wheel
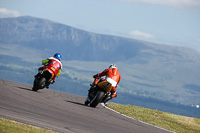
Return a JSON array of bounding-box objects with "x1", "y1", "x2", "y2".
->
[
  {"x1": 32, "y1": 77, "x2": 46, "y2": 91},
  {"x1": 90, "y1": 91, "x2": 105, "y2": 107},
  {"x1": 84, "y1": 98, "x2": 90, "y2": 106}
]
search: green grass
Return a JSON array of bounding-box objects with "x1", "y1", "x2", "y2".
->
[
  {"x1": 107, "y1": 103, "x2": 200, "y2": 133},
  {"x1": 0, "y1": 118, "x2": 57, "y2": 133}
]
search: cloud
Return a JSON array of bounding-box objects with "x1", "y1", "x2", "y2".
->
[
  {"x1": 117, "y1": 0, "x2": 200, "y2": 9},
  {"x1": 195, "y1": 37, "x2": 200, "y2": 43},
  {"x1": 0, "y1": 8, "x2": 21, "y2": 18},
  {"x1": 129, "y1": 30, "x2": 155, "y2": 40}
]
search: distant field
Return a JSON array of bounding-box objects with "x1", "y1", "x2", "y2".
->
[{"x1": 0, "y1": 51, "x2": 200, "y2": 106}]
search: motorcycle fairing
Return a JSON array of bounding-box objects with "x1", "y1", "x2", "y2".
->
[
  {"x1": 44, "y1": 68, "x2": 54, "y2": 79},
  {"x1": 97, "y1": 81, "x2": 112, "y2": 92}
]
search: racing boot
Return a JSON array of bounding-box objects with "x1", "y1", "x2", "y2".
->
[
  {"x1": 102, "y1": 92, "x2": 112, "y2": 106},
  {"x1": 46, "y1": 79, "x2": 54, "y2": 89}
]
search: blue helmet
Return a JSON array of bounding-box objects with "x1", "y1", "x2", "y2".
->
[{"x1": 54, "y1": 53, "x2": 62, "y2": 61}]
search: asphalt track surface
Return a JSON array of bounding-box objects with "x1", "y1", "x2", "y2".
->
[{"x1": 0, "y1": 79, "x2": 172, "y2": 133}]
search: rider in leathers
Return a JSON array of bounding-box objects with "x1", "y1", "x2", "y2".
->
[
  {"x1": 92, "y1": 64, "x2": 121, "y2": 103},
  {"x1": 36, "y1": 53, "x2": 62, "y2": 88}
]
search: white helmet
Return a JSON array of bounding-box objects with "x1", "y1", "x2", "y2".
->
[{"x1": 109, "y1": 64, "x2": 117, "y2": 69}]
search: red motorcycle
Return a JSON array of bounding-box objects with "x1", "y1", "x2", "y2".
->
[{"x1": 32, "y1": 67, "x2": 55, "y2": 91}]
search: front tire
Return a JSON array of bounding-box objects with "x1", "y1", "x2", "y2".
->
[{"x1": 90, "y1": 91, "x2": 105, "y2": 107}]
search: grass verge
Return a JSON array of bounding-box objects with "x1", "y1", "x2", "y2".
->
[
  {"x1": 0, "y1": 118, "x2": 57, "y2": 133},
  {"x1": 107, "y1": 103, "x2": 200, "y2": 133}
]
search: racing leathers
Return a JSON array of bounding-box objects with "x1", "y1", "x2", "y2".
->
[
  {"x1": 93, "y1": 67, "x2": 121, "y2": 100},
  {"x1": 38, "y1": 57, "x2": 62, "y2": 85}
]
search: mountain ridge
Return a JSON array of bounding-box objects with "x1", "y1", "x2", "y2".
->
[{"x1": 2, "y1": 16, "x2": 198, "y2": 62}]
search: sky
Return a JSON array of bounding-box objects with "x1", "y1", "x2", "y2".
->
[{"x1": 0, "y1": 0, "x2": 200, "y2": 52}]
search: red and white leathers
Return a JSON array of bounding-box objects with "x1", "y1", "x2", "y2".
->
[
  {"x1": 41, "y1": 57, "x2": 62, "y2": 83},
  {"x1": 94, "y1": 67, "x2": 121, "y2": 98}
]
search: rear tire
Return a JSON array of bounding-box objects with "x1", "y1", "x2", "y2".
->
[
  {"x1": 32, "y1": 77, "x2": 46, "y2": 91},
  {"x1": 90, "y1": 91, "x2": 105, "y2": 108},
  {"x1": 84, "y1": 98, "x2": 90, "y2": 106},
  {"x1": 32, "y1": 87, "x2": 38, "y2": 91},
  {"x1": 32, "y1": 79, "x2": 39, "y2": 91}
]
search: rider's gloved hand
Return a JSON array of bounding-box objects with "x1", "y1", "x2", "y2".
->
[
  {"x1": 38, "y1": 67, "x2": 43, "y2": 71},
  {"x1": 93, "y1": 74, "x2": 98, "y2": 78}
]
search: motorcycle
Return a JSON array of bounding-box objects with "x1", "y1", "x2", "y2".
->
[
  {"x1": 85, "y1": 79, "x2": 112, "y2": 107},
  {"x1": 32, "y1": 67, "x2": 54, "y2": 91}
]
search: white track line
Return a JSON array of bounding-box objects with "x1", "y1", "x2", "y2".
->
[{"x1": 101, "y1": 103, "x2": 175, "y2": 133}]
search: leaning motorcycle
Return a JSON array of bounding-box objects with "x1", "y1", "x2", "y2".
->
[
  {"x1": 85, "y1": 79, "x2": 112, "y2": 107},
  {"x1": 32, "y1": 67, "x2": 54, "y2": 91}
]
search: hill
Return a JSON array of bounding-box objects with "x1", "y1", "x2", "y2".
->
[{"x1": 0, "y1": 16, "x2": 200, "y2": 118}]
